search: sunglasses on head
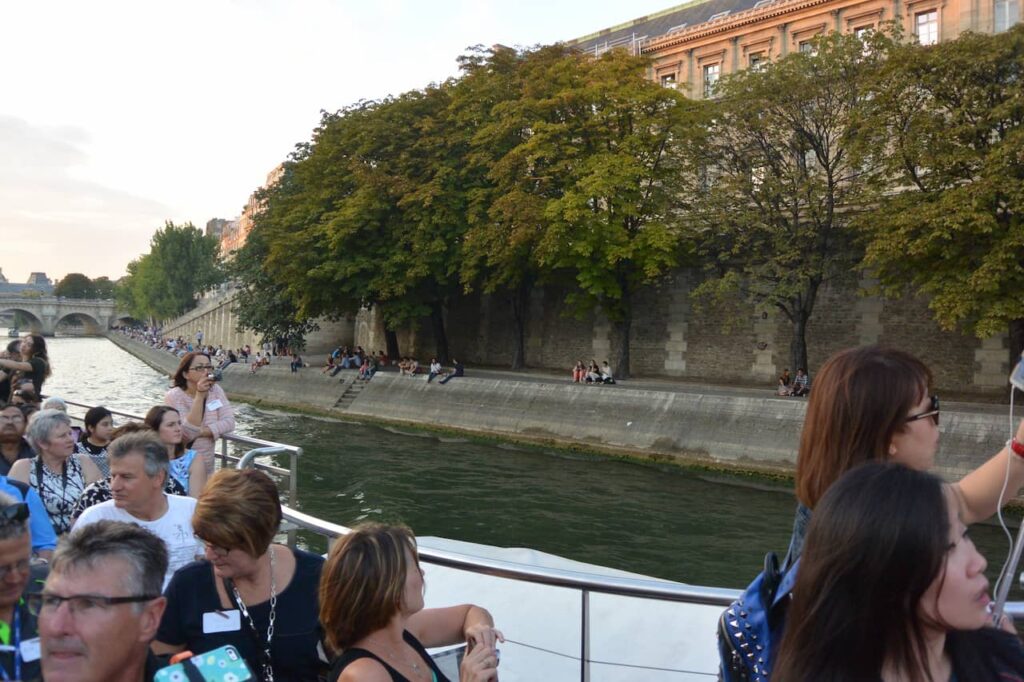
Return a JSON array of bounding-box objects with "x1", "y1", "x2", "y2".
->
[
  {"x1": 0, "y1": 504, "x2": 29, "y2": 526},
  {"x1": 905, "y1": 394, "x2": 940, "y2": 426}
]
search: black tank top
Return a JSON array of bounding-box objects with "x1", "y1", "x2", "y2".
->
[{"x1": 330, "y1": 630, "x2": 449, "y2": 682}]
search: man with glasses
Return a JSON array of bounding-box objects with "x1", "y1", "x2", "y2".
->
[
  {"x1": 0, "y1": 404, "x2": 33, "y2": 475},
  {"x1": 0, "y1": 492, "x2": 46, "y2": 682},
  {"x1": 36, "y1": 520, "x2": 167, "y2": 682},
  {"x1": 73, "y1": 432, "x2": 200, "y2": 589}
]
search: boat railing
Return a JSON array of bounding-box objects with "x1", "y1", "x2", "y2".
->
[{"x1": 55, "y1": 402, "x2": 1024, "y2": 679}]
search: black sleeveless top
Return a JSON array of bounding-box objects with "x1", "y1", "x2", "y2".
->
[{"x1": 330, "y1": 630, "x2": 449, "y2": 682}]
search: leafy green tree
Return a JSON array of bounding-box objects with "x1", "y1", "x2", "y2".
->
[
  {"x1": 119, "y1": 221, "x2": 223, "y2": 321},
  {"x1": 456, "y1": 45, "x2": 576, "y2": 369},
  {"x1": 518, "y1": 47, "x2": 703, "y2": 378},
  {"x1": 686, "y1": 31, "x2": 891, "y2": 373},
  {"x1": 54, "y1": 273, "x2": 94, "y2": 298},
  {"x1": 91, "y1": 276, "x2": 116, "y2": 299},
  {"x1": 860, "y1": 26, "x2": 1024, "y2": 366},
  {"x1": 228, "y1": 168, "x2": 321, "y2": 350}
]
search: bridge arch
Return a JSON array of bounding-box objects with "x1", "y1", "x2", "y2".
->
[
  {"x1": 55, "y1": 312, "x2": 104, "y2": 335},
  {"x1": 0, "y1": 307, "x2": 45, "y2": 335}
]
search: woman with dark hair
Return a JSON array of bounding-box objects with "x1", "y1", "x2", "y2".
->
[
  {"x1": 787, "y1": 345, "x2": 1024, "y2": 562},
  {"x1": 144, "y1": 405, "x2": 207, "y2": 496},
  {"x1": 154, "y1": 468, "x2": 326, "y2": 681},
  {"x1": 75, "y1": 405, "x2": 114, "y2": 476},
  {"x1": 320, "y1": 523, "x2": 502, "y2": 682},
  {"x1": 0, "y1": 334, "x2": 50, "y2": 401},
  {"x1": 165, "y1": 351, "x2": 235, "y2": 474},
  {"x1": 775, "y1": 462, "x2": 1024, "y2": 681}
]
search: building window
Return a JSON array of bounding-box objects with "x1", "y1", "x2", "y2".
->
[
  {"x1": 995, "y1": 0, "x2": 1020, "y2": 31},
  {"x1": 660, "y1": 73, "x2": 677, "y2": 88},
  {"x1": 749, "y1": 52, "x2": 766, "y2": 70},
  {"x1": 798, "y1": 40, "x2": 817, "y2": 55},
  {"x1": 916, "y1": 10, "x2": 939, "y2": 45},
  {"x1": 703, "y1": 63, "x2": 721, "y2": 98}
]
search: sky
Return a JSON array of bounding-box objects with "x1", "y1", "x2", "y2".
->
[{"x1": 0, "y1": 0, "x2": 677, "y2": 285}]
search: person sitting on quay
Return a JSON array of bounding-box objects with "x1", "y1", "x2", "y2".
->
[
  {"x1": 322, "y1": 355, "x2": 337, "y2": 374},
  {"x1": 154, "y1": 469, "x2": 327, "y2": 681},
  {"x1": 376, "y1": 350, "x2": 389, "y2": 366},
  {"x1": 0, "y1": 403, "x2": 34, "y2": 476},
  {"x1": 290, "y1": 352, "x2": 304, "y2": 373},
  {"x1": 427, "y1": 358, "x2": 444, "y2": 383},
  {"x1": 398, "y1": 357, "x2": 411, "y2": 376},
  {"x1": 37, "y1": 520, "x2": 169, "y2": 682},
  {"x1": 777, "y1": 368, "x2": 792, "y2": 396},
  {"x1": 0, "y1": 491, "x2": 49, "y2": 682},
  {"x1": 791, "y1": 367, "x2": 811, "y2": 397},
  {"x1": 439, "y1": 359, "x2": 464, "y2": 385},
  {"x1": 73, "y1": 432, "x2": 201, "y2": 590},
  {"x1": 75, "y1": 406, "x2": 114, "y2": 477},
  {"x1": 11, "y1": 410, "x2": 102, "y2": 536},
  {"x1": 571, "y1": 360, "x2": 585, "y2": 383},
  {"x1": 358, "y1": 355, "x2": 377, "y2": 381},
  {"x1": 584, "y1": 360, "x2": 602, "y2": 384},
  {"x1": 600, "y1": 361, "x2": 616, "y2": 385}
]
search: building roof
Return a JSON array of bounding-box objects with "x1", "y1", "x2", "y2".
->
[
  {"x1": 566, "y1": 0, "x2": 764, "y2": 55},
  {"x1": 0, "y1": 282, "x2": 53, "y2": 295}
]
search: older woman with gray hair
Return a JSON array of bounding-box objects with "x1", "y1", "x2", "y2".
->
[{"x1": 8, "y1": 410, "x2": 101, "y2": 535}]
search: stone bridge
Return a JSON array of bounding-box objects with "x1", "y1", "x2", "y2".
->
[{"x1": 0, "y1": 294, "x2": 128, "y2": 336}]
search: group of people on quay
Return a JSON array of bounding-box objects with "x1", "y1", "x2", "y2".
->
[
  {"x1": 570, "y1": 360, "x2": 615, "y2": 385},
  {"x1": 7, "y1": 328, "x2": 1024, "y2": 680}
]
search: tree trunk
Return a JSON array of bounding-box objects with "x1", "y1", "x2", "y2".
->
[
  {"x1": 790, "y1": 315, "x2": 809, "y2": 375},
  {"x1": 429, "y1": 302, "x2": 450, "y2": 365},
  {"x1": 509, "y1": 282, "x2": 531, "y2": 370},
  {"x1": 384, "y1": 328, "x2": 400, "y2": 363},
  {"x1": 613, "y1": 303, "x2": 632, "y2": 381},
  {"x1": 1010, "y1": 318, "x2": 1024, "y2": 391}
]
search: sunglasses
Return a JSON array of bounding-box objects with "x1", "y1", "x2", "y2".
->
[
  {"x1": 906, "y1": 394, "x2": 940, "y2": 426},
  {"x1": 0, "y1": 504, "x2": 29, "y2": 526}
]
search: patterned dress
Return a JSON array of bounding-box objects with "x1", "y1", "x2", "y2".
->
[{"x1": 29, "y1": 456, "x2": 87, "y2": 535}]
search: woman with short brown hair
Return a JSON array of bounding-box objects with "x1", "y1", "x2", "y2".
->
[
  {"x1": 320, "y1": 523, "x2": 502, "y2": 682},
  {"x1": 153, "y1": 469, "x2": 326, "y2": 682}
]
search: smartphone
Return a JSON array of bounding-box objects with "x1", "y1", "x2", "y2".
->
[
  {"x1": 1012, "y1": 352, "x2": 1024, "y2": 392},
  {"x1": 154, "y1": 645, "x2": 253, "y2": 682}
]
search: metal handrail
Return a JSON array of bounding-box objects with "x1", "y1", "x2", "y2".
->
[{"x1": 61, "y1": 398, "x2": 301, "y2": 500}]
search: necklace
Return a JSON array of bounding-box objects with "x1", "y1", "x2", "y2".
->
[
  {"x1": 368, "y1": 634, "x2": 427, "y2": 681},
  {"x1": 230, "y1": 547, "x2": 277, "y2": 682}
]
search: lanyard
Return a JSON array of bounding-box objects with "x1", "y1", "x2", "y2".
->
[{"x1": 0, "y1": 609, "x2": 22, "y2": 682}]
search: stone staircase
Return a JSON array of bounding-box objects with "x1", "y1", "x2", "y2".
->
[{"x1": 333, "y1": 376, "x2": 368, "y2": 410}]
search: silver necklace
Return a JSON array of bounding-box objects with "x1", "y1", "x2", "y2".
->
[
  {"x1": 369, "y1": 635, "x2": 427, "y2": 681},
  {"x1": 231, "y1": 547, "x2": 277, "y2": 682}
]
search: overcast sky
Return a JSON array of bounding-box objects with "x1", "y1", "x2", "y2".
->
[{"x1": 0, "y1": 0, "x2": 674, "y2": 285}]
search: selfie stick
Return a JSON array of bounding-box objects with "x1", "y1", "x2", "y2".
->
[{"x1": 992, "y1": 354, "x2": 1024, "y2": 625}]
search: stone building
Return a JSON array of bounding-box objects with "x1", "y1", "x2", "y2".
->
[
  {"x1": 567, "y1": 0, "x2": 1019, "y2": 95},
  {"x1": 219, "y1": 164, "x2": 284, "y2": 255}
]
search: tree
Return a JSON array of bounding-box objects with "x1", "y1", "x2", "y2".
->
[
  {"x1": 54, "y1": 273, "x2": 94, "y2": 298},
  {"x1": 860, "y1": 26, "x2": 1024, "y2": 368},
  {"x1": 506, "y1": 47, "x2": 702, "y2": 378},
  {"x1": 91, "y1": 276, "x2": 116, "y2": 299},
  {"x1": 119, "y1": 221, "x2": 223, "y2": 321},
  {"x1": 228, "y1": 168, "x2": 321, "y2": 350},
  {"x1": 686, "y1": 31, "x2": 891, "y2": 373}
]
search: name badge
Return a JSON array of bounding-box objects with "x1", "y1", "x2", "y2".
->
[
  {"x1": 19, "y1": 637, "x2": 40, "y2": 662},
  {"x1": 206, "y1": 399, "x2": 223, "y2": 411},
  {"x1": 202, "y1": 610, "x2": 241, "y2": 634}
]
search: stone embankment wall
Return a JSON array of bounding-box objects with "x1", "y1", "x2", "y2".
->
[
  {"x1": 109, "y1": 333, "x2": 1014, "y2": 484},
  {"x1": 158, "y1": 285, "x2": 354, "y2": 355},
  {"x1": 354, "y1": 272, "x2": 1011, "y2": 396}
]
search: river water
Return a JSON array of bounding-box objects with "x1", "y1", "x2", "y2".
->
[{"x1": 35, "y1": 337, "x2": 1023, "y2": 595}]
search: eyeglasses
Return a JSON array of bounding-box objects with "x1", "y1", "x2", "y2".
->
[
  {"x1": 190, "y1": 365, "x2": 214, "y2": 372},
  {"x1": 0, "y1": 414, "x2": 24, "y2": 423},
  {"x1": 0, "y1": 559, "x2": 30, "y2": 581},
  {"x1": 26, "y1": 592, "x2": 160, "y2": 617},
  {"x1": 906, "y1": 395, "x2": 940, "y2": 426},
  {"x1": 199, "y1": 539, "x2": 232, "y2": 557},
  {"x1": 0, "y1": 504, "x2": 29, "y2": 527}
]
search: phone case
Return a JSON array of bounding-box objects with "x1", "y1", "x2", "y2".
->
[
  {"x1": 154, "y1": 644, "x2": 254, "y2": 682},
  {"x1": 1011, "y1": 354, "x2": 1024, "y2": 392}
]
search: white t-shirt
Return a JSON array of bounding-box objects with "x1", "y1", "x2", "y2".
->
[{"x1": 74, "y1": 494, "x2": 201, "y2": 589}]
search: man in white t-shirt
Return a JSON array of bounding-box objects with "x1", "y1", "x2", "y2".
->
[{"x1": 73, "y1": 432, "x2": 200, "y2": 589}]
